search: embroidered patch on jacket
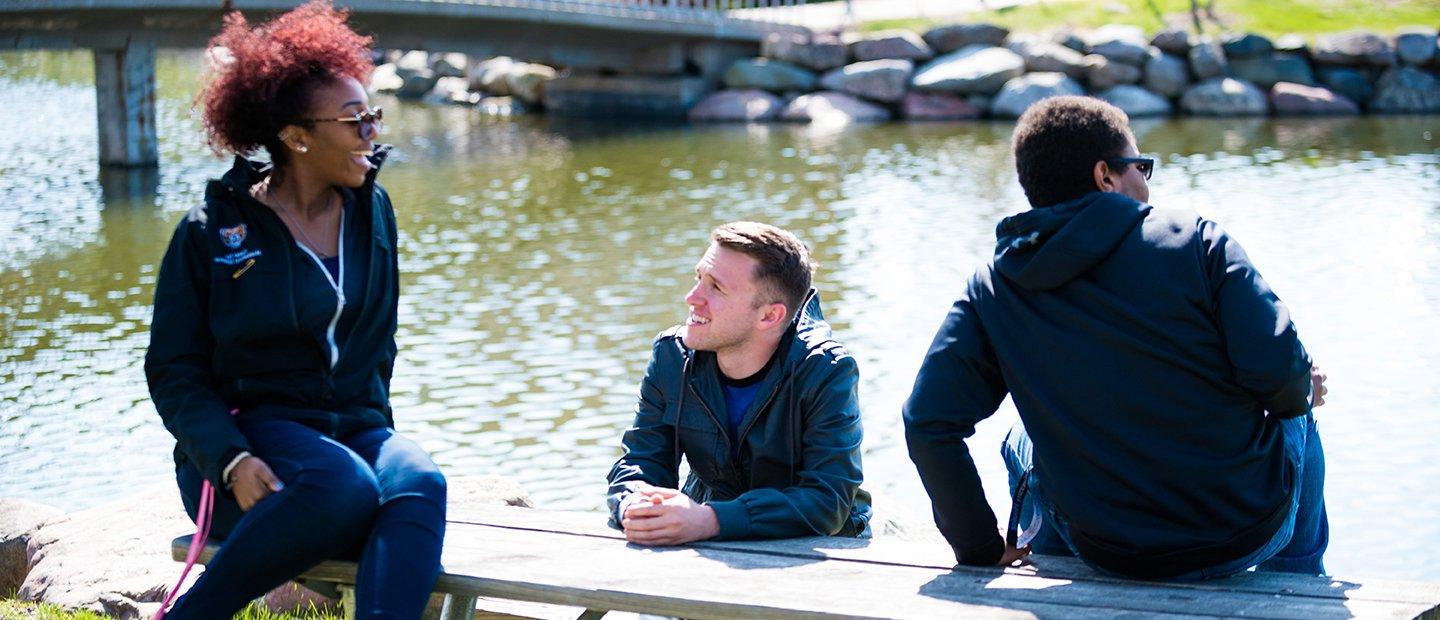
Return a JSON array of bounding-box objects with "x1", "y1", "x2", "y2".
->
[{"x1": 219, "y1": 224, "x2": 247, "y2": 249}]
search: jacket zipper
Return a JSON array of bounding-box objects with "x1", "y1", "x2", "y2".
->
[{"x1": 292, "y1": 208, "x2": 346, "y2": 370}]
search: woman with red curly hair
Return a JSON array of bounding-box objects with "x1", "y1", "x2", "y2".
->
[{"x1": 145, "y1": 2, "x2": 446, "y2": 616}]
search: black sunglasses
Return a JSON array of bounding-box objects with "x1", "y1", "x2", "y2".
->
[
  {"x1": 1105, "y1": 157, "x2": 1154, "y2": 180},
  {"x1": 306, "y1": 106, "x2": 384, "y2": 140}
]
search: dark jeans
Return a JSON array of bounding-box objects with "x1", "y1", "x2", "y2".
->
[
  {"x1": 170, "y1": 418, "x2": 447, "y2": 619},
  {"x1": 1003, "y1": 412, "x2": 1328, "y2": 579}
]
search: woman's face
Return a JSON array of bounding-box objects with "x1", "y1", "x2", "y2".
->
[{"x1": 288, "y1": 76, "x2": 378, "y2": 189}]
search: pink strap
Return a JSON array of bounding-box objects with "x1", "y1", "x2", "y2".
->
[{"x1": 154, "y1": 408, "x2": 239, "y2": 619}]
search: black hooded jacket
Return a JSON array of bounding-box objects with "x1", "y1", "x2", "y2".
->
[
  {"x1": 146, "y1": 148, "x2": 399, "y2": 488},
  {"x1": 904, "y1": 191, "x2": 1312, "y2": 577}
]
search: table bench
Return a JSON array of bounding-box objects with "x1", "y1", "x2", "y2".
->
[{"x1": 172, "y1": 505, "x2": 1440, "y2": 619}]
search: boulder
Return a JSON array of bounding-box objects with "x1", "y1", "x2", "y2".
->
[
  {"x1": 423, "y1": 76, "x2": 476, "y2": 106},
  {"x1": 901, "y1": 91, "x2": 984, "y2": 120},
  {"x1": 369, "y1": 63, "x2": 404, "y2": 94},
  {"x1": 1180, "y1": 77, "x2": 1269, "y2": 115},
  {"x1": 1097, "y1": 84, "x2": 1174, "y2": 117},
  {"x1": 722, "y1": 58, "x2": 818, "y2": 92},
  {"x1": 1189, "y1": 38, "x2": 1228, "y2": 79},
  {"x1": 1395, "y1": 28, "x2": 1438, "y2": 66},
  {"x1": 989, "y1": 72, "x2": 1085, "y2": 118},
  {"x1": 1151, "y1": 28, "x2": 1191, "y2": 56},
  {"x1": 1008, "y1": 39, "x2": 1086, "y2": 78},
  {"x1": 469, "y1": 56, "x2": 516, "y2": 95},
  {"x1": 781, "y1": 91, "x2": 892, "y2": 124},
  {"x1": 911, "y1": 44, "x2": 1026, "y2": 96},
  {"x1": 1317, "y1": 66, "x2": 1374, "y2": 105},
  {"x1": 505, "y1": 62, "x2": 558, "y2": 104},
  {"x1": 1369, "y1": 66, "x2": 1440, "y2": 113},
  {"x1": 394, "y1": 50, "x2": 430, "y2": 78},
  {"x1": 430, "y1": 52, "x2": 468, "y2": 79},
  {"x1": 1084, "y1": 54, "x2": 1143, "y2": 90},
  {"x1": 1085, "y1": 24, "x2": 1150, "y2": 65},
  {"x1": 476, "y1": 96, "x2": 531, "y2": 117},
  {"x1": 1313, "y1": 31, "x2": 1396, "y2": 67},
  {"x1": 922, "y1": 23, "x2": 1010, "y2": 54},
  {"x1": 845, "y1": 30, "x2": 934, "y2": 62},
  {"x1": 1142, "y1": 50, "x2": 1190, "y2": 97},
  {"x1": 687, "y1": 89, "x2": 786, "y2": 122},
  {"x1": 818, "y1": 59, "x2": 915, "y2": 103},
  {"x1": 762, "y1": 32, "x2": 849, "y2": 71},
  {"x1": 1274, "y1": 34, "x2": 1309, "y2": 55},
  {"x1": 1, "y1": 499, "x2": 64, "y2": 594},
  {"x1": 1221, "y1": 32, "x2": 1274, "y2": 59},
  {"x1": 1230, "y1": 53, "x2": 1316, "y2": 89},
  {"x1": 1051, "y1": 30, "x2": 1087, "y2": 53},
  {"x1": 396, "y1": 71, "x2": 441, "y2": 100},
  {"x1": 1270, "y1": 82, "x2": 1360, "y2": 115}
]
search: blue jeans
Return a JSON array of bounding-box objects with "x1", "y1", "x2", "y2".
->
[
  {"x1": 169, "y1": 418, "x2": 447, "y2": 619},
  {"x1": 1002, "y1": 413, "x2": 1327, "y2": 580}
]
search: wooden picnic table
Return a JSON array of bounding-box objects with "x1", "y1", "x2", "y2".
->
[{"x1": 173, "y1": 505, "x2": 1440, "y2": 619}]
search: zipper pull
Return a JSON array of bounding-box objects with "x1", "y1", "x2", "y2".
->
[{"x1": 231, "y1": 258, "x2": 256, "y2": 279}]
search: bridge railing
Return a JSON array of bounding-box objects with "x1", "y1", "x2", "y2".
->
[{"x1": 413, "y1": 0, "x2": 814, "y2": 25}]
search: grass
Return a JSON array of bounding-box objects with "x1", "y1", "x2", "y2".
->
[
  {"x1": 862, "y1": 0, "x2": 1440, "y2": 39},
  {"x1": 0, "y1": 599, "x2": 341, "y2": 619}
]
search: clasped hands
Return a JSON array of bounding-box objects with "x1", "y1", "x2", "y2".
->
[{"x1": 620, "y1": 483, "x2": 720, "y2": 546}]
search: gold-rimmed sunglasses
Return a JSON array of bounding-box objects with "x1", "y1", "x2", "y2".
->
[{"x1": 306, "y1": 106, "x2": 384, "y2": 140}]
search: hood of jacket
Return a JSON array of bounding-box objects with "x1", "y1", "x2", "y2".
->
[{"x1": 993, "y1": 191, "x2": 1152, "y2": 291}]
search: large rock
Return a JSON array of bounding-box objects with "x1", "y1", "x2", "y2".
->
[
  {"x1": 1084, "y1": 54, "x2": 1142, "y2": 90},
  {"x1": 762, "y1": 32, "x2": 848, "y2": 72},
  {"x1": 1008, "y1": 39, "x2": 1086, "y2": 78},
  {"x1": 922, "y1": 23, "x2": 1010, "y2": 54},
  {"x1": 1142, "y1": 50, "x2": 1190, "y2": 97},
  {"x1": 1, "y1": 500, "x2": 64, "y2": 595},
  {"x1": 1085, "y1": 24, "x2": 1150, "y2": 65},
  {"x1": 1180, "y1": 77, "x2": 1269, "y2": 115},
  {"x1": 901, "y1": 91, "x2": 983, "y2": 120},
  {"x1": 1221, "y1": 33, "x2": 1274, "y2": 59},
  {"x1": 1051, "y1": 30, "x2": 1087, "y2": 53},
  {"x1": 1318, "y1": 66, "x2": 1374, "y2": 105},
  {"x1": 505, "y1": 62, "x2": 558, "y2": 104},
  {"x1": 1270, "y1": 82, "x2": 1360, "y2": 115},
  {"x1": 1151, "y1": 28, "x2": 1191, "y2": 56},
  {"x1": 369, "y1": 63, "x2": 404, "y2": 94},
  {"x1": 1274, "y1": 34, "x2": 1309, "y2": 55},
  {"x1": 687, "y1": 89, "x2": 786, "y2": 122},
  {"x1": 468, "y1": 56, "x2": 516, "y2": 95},
  {"x1": 722, "y1": 58, "x2": 817, "y2": 92},
  {"x1": 394, "y1": 50, "x2": 431, "y2": 79},
  {"x1": 1314, "y1": 31, "x2": 1396, "y2": 67},
  {"x1": 911, "y1": 44, "x2": 1026, "y2": 96},
  {"x1": 397, "y1": 71, "x2": 441, "y2": 100},
  {"x1": 1369, "y1": 66, "x2": 1440, "y2": 113},
  {"x1": 989, "y1": 72, "x2": 1085, "y2": 118},
  {"x1": 781, "y1": 91, "x2": 891, "y2": 124},
  {"x1": 1395, "y1": 28, "x2": 1438, "y2": 66},
  {"x1": 423, "y1": 76, "x2": 476, "y2": 106},
  {"x1": 818, "y1": 59, "x2": 914, "y2": 103},
  {"x1": 430, "y1": 52, "x2": 468, "y2": 79},
  {"x1": 845, "y1": 30, "x2": 934, "y2": 62},
  {"x1": 1097, "y1": 85, "x2": 1173, "y2": 117},
  {"x1": 1230, "y1": 53, "x2": 1316, "y2": 89},
  {"x1": 1189, "y1": 38, "x2": 1228, "y2": 79}
]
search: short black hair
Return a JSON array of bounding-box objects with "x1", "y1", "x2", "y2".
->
[{"x1": 1012, "y1": 96, "x2": 1135, "y2": 208}]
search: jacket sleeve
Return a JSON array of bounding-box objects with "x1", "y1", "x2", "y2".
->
[
  {"x1": 903, "y1": 280, "x2": 1009, "y2": 566},
  {"x1": 606, "y1": 337, "x2": 679, "y2": 529},
  {"x1": 705, "y1": 352, "x2": 864, "y2": 540},
  {"x1": 145, "y1": 216, "x2": 251, "y2": 488},
  {"x1": 1200, "y1": 220, "x2": 1312, "y2": 419}
]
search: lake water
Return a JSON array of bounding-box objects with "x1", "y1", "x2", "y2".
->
[{"x1": 2, "y1": 50, "x2": 1438, "y2": 581}]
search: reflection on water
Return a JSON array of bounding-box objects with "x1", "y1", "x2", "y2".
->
[{"x1": 2, "y1": 50, "x2": 1438, "y2": 580}]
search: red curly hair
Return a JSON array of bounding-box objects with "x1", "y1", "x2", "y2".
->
[{"x1": 198, "y1": 0, "x2": 373, "y2": 166}]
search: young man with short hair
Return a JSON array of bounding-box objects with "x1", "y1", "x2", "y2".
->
[
  {"x1": 607, "y1": 222, "x2": 870, "y2": 545},
  {"x1": 905, "y1": 96, "x2": 1328, "y2": 579}
]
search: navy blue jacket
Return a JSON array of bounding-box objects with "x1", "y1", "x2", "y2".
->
[
  {"x1": 146, "y1": 148, "x2": 399, "y2": 488},
  {"x1": 904, "y1": 192, "x2": 1311, "y2": 577},
  {"x1": 607, "y1": 291, "x2": 872, "y2": 539}
]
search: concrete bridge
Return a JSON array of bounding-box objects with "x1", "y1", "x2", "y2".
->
[{"x1": 0, "y1": 0, "x2": 815, "y2": 167}]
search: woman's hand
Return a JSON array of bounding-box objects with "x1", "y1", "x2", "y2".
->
[{"x1": 231, "y1": 456, "x2": 284, "y2": 511}]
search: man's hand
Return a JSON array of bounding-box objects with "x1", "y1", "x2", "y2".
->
[
  {"x1": 1311, "y1": 363, "x2": 1328, "y2": 408},
  {"x1": 621, "y1": 491, "x2": 720, "y2": 546},
  {"x1": 996, "y1": 541, "x2": 1032, "y2": 567},
  {"x1": 231, "y1": 456, "x2": 284, "y2": 511}
]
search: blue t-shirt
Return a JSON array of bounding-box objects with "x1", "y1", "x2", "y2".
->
[{"x1": 719, "y1": 352, "x2": 778, "y2": 441}]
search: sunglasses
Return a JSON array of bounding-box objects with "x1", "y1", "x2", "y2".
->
[
  {"x1": 306, "y1": 106, "x2": 384, "y2": 140},
  {"x1": 1105, "y1": 157, "x2": 1154, "y2": 180}
]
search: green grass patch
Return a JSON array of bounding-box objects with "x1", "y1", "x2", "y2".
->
[
  {"x1": 862, "y1": 0, "x2": 1440, "y2": 39},
  {"x1": 0, "y1": 599, "x2": 341, "y2": 619}
]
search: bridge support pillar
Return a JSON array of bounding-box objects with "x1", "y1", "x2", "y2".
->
[{"x1": 93, "y1": 38, "x2": 158, "y2": 168}]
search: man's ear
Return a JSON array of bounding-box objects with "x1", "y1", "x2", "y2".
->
[
  {"x1": 758, "y1": 302, "x2": 788, "y2": 331},
  {"x1": 1093, "y1": 160, "x2": 1115, "y2": 192}
]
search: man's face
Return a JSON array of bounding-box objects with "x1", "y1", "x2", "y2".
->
[
  {"x1": 1105, "y1": 140, "x2": 1151, "y2": 204},
  {"x1": 682, "y1": 244, "x2": 769, "y2": 354}
]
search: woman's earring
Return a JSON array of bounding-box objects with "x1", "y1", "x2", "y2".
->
[{"x1": 295, "y1": 144, "x2": 309, "y2": 153}]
